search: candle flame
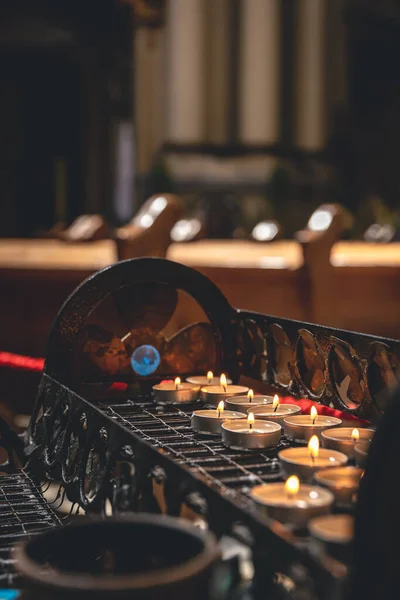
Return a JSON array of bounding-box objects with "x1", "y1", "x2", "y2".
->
[
  {"x1": 247, "y1": 389, "x2": 254, "y2": 402},
  {"x1": 220, "y1": 373, "x2": 227, "y2": 392},
  {"x1": 310, "y1": 405, "x2": 318, "y2": 425},
  {"x1": 174, "y1": 377, "x2": 181, "y2": 390},
  {"x1": 308, "y1": 435, "x2": 320, "y2": 460},
  {"x1": 207, "y1": 371, "x2": 214, "y2": 383},
  {"x1": 273, "y1": 394, "x2": 279, "y2": 412},
  {"x1": 217, "y1": 400, "x2": 224, "y2": 417},
  {"x1": 248, "y1": 412, "x2": 255, "y2": 430},
  {"x1": 285, "y1": 475, "x2": 300, "y2": 498},
  {"x1": 352, "y1": 428, "x2": 360, "y2": 442}
]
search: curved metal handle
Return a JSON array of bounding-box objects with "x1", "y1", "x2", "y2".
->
[{"x1": 44, "y1": 257, "x2": 239, "y2": 384}]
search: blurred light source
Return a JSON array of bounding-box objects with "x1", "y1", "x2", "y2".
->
[
  {"x1": 308, "y1": 209, "x2": 333, "y2": 232},
  {"x1": 150, "y1": 196, "x2": 167, "y2": 216},
  {"x1": 252, "y1": 221, "x2": 279, "y2": 242},
  {"x1": 138, "y1": 213, "x2": 154, "y2": 228},
  {"x1": 364, "y1": 223, "x2": 395, "y2": 243},
  {"x1": 171, "y1": 218, "x2": 202, "y2": 242}
]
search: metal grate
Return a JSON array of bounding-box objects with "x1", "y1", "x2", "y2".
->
[
  {"x1": 0, "y1": 470, "x2": 63, "y2": 586},
  {"x1": 102, "y1": 399, "x2": 302, "y2": 496}
]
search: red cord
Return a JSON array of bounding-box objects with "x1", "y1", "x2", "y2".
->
[{"x1": 0, "y1": 352, "x2": 44, "y2": 372}]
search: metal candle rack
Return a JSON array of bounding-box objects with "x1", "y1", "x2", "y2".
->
[{"x1": 1, "y1": 258, "x2": 399, "y2": 598}]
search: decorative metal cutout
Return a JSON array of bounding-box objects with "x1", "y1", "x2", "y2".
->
[
  {"x1": 328, "y1": 338, "x2": 365, "y2": 410},
  {"x1": 268, "y1": 324, "x2": 293, "y2": 387},
  {"x1": 295, "y1": 329, "x2": 326, "y2": 398},
  {"x1": 367, "y1": 342, "x2": 400, "y2": 413}
]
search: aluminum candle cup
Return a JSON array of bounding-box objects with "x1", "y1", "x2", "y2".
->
[
  {"x1": 153, "y1": 381, "x2": 200, "y2": 405},
  {"x1": 200, "y1": 385, "x2": 249, "y2": 407},
  {"x1": 283, "y1": 415, "x2": 342, "y2": 442},
  {"x1": 321, "y1": 427, "x2": 375, "y2": 458},
  {"x1": 187, "y1": 375, "x2": 232, "y2": 386},
  {"x1": 308, "y1": 514, "x2": 354, "y2": 562},
  {"x1": 314, "y1": 467, "x2": 363, "y2": 506},
  {"x1": 249, "y1": 404, "x2": 301, "y2": 426},
  {"x1": 279, "y1": 447, "x2": 348, "y2": 482},
  {"x1": 226, "y1": 395, "x2": 274, "y2": 414},
  {"x1": 221, "y1": 419, "x2": 281, "y2": 451},
  {"x1": 354, "y1": 440, "x2": 371, "y2": 468},
  {"x1": 250, "y1": 482, "x2": 334, "y2": 529},
  {"x1": 191, "y1": 409, "x2": 244, "y2": 435}
]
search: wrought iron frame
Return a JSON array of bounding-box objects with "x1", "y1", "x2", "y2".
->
[{"x1": 3, "y1": 257, "x2": 400, "y2": 597}]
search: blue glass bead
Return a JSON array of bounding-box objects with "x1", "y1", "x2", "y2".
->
[{"x1": 131, "y1": 345, "x2": 160, "y2": 376}]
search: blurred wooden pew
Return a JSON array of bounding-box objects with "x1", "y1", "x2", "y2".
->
[{"x1": 0, "y1": 204, "x2": 399, "y2": 366}]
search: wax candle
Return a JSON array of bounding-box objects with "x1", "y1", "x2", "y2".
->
[
  {"x1": 321, "y1": 427, "x2": 375, "y2": 458},
  {"x1": 314, "y1": 466, "x2": 363, "y2": 506},
  {"x1": 249, "y1": 395, "x2": 301, "y2": 425},
  {"x1": 221, "y1": 412, "x2": 281, "y2": 450},
  {"x1": 250, "y1": 475, "x2": 334, "y2": 529},
  {"x1": 279, "y1": 435, "x2": 348, "y2": 481},
  {"x1": 226, "y1": 389, "x2": 274, "y2": 414},
  {"x1": 308, "y1": 514, "x2": 354, "y2": 562},
  {"x1": 354, "y1": 440, "x2": 371, "y2": 468},
  {"x1": 200, "y1": 374, "x2": 248, "y2": 407},
  {"x1": 284, "y1": 406, "x2": 341, "y2": 441},
  {"x1": 191, "y1": 401, "x2": 244, "y2": 435},
  {"x1": 153, "y1": 377, "x2": 200, "y2": 405},
  {"x1": 187, "y1": 371, "x2": 232, "y2": 386}
]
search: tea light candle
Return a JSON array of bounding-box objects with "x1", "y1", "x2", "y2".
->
[
  {"x1": 153, "y1": 377, "x2": 200, "y2": 405},
  {"x1": 221, "y1": 412, "x2": 281, "y2": 451},
  {"x1": 354, "y1": 440, "x2": 371, "y2": 468},
  {"x1": 321, "y1": 427, "x2": 375, "y2": 458},
  {"x1": 248, "y1": 395, "x2": 301, "y2": 425},
  {"x1": 187, "y1": 371, "x2": 232, "y2": 386},
  {"x1": 284, "y1": 406, "x2": 342, "y2": 441},
  {"x1": 226, "y1": 389, "x2": 274, "y2": 414},
  {"x1": 191, "y1": 401, "x2": 244, "y2": 435},
  {"x1": 279, "y1": 435, "x2": 348, "y2": 482},
  {"x1": 250, "y1": 475, "x2": 334, "y2": 529},
  {"x1": 314, "y1": 466, "x2": 363, "y2": 506},
  {"x1": 200, "y1": 374, "x2": 248, "y2": 407},
  {"x1": 308, "y1": 514, "x2": 354, "y2": 562}
]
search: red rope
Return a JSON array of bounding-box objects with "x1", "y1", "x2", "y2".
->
[{"x1": 0, "y1": 352, "x2": 44, "y2": 372}]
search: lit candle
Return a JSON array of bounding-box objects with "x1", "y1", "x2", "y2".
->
[
  {"x1": 221, "y1": 415, "x2": 281, "y2": 451},
  {"x1": 250, "y1": 475, "x2": 334, "y2": 529},
  {"x1": 153, "y1": 377, "x2": 200, "y2": 405},
  {"x1": 321, "y1": 427, "x2": 374, "y2": 458},
  {"x1": 311, "y1": 405, "x2": 318, "y2": 425},
  {"x1": 248, "y1": 412, "x2": 254, "y2": 430},
  {"x1": 186, "y1": 372, "x2": 232, "y2": 386},
  {"x1": 309, "y1": 435, "x2": 319, "y2": 465},
  {"x1": 314, "y1": 466, "x2": 363, "y2": 507},
  {"x1": 191, "y1": 400, "x2": 243, "y2": 435},
  {"x1": 279, "y1": 437, "x2": 348, "y2": 482},
  {"x1": 248, "y1": 400, "x2": 301, "y2": 426},
  {"x1": 283, "y1": 407, "x2": 342, "y2": 442},
  {"x1": 200, "y1": 373, "x2": 248, "y2": 407},
  {"x1": 226, "y1": 389, "x2": 274, "y2": 414}
]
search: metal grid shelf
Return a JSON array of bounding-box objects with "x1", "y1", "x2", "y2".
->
[
  {"x1": 101, "y1": 399, "x2": 302, "y2": 497},
  {"x1": 0, "y1": 471, "x2": 63, "y2": 586}
]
